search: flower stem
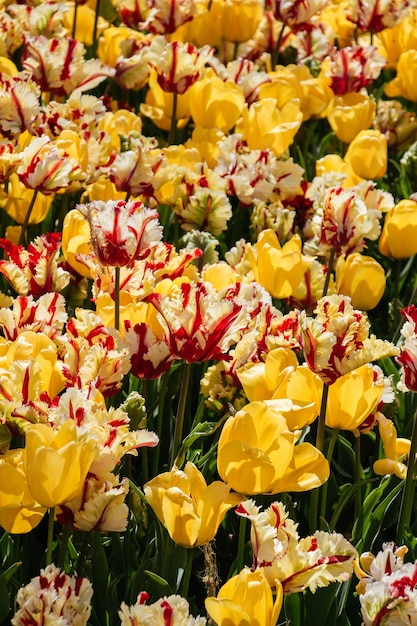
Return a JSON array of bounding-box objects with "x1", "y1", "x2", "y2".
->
[
  {"x1": 170, "y1": 361, "x2": 192, "y2": 467},
  {"x1": 152, "y1": 371, "x2": 169, "y2": 476},
  {"x1": 45, "y1": 507, "x2": 55, "y2": 566},
  {"x1": 168, "y1": 92, "x2": 178, "y2": 146},
  {"x1": 271, "y1": 22, "x2": 286, "y2": 69},
  {"x1": 181, "y1": 548, "x2": 194, "y2": 598},
  {"x1": 354, "y1": 434, "x2": 363, "y2": 528},
  {"x1": 310, "y1": 382, "x2": 329, "y2": 532},
  {"x1": 236, "y1": 514, "x2": 247, "y2": 574},
  {"x1": 114, "y1": 265, "x2": 120, "y2": 332},
  {"x1": 58, "y1": 524, "x2": 72, "y2": 569},
  {"x1": 91, "y1": 0, "x2": 101, "y2": 55},
  {"x1": 320, "y1": 428, "x2": 338, "y2": 525},
  {"x1": 18, "y1": 189, "x2": 39, "y2": 246},
  {"x1": 322, "y1": 247, "x2": 336, "y2": 298},
  {"x1": 396, "y1": 408, "x2": 417, "y2": 544},
  {"x1": 72, "y1": 1, "x2": 78, "y2": 38}
]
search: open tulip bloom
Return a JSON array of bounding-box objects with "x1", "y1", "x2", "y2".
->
[{"x1": 3, "y1": 1, "x2": 417, "y2": 625}]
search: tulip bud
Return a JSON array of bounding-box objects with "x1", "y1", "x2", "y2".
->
[
  {"x1": 379, "y1": 199, "x2": 417, "y2": 259},
  {"x1": 344, "y1": 129, "x2": 387, "y2": 180},
  {"x1": 336, "y1": 253, "x2": 386, "y2": 310}
]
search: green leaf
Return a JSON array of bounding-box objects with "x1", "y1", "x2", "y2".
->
[
  {"x1": 0, "y1": 562, "x2": 20, "y2": 623},
  {"x1": 91, "y1": 531, "x2": 109, "y2": 625},
  {"x1": 283, "y1": 592, "x2": 304, "y2": 626},
  {"x1": 144, "y1": 570, "x2": 172, "y2": 593}
]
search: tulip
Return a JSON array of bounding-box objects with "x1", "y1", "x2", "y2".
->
[
  {"x1": 248, "y1": 230, "x2": 308, "y2": 299},
  {"x1": 373, "y1": 413, "x2": 410, "y2": 480},
  {"x1": 144, "y1": 462, "x2": 242, "y2": 547},
  {"x1": 140, "y1": 69, "x2": 192, "y2": 132},
  {"x1": 396, "y1": 305, "x2": 417, "y2": 393},
  {"x1": 220, "y1": 0, "x2": 264, "y2": 43},
  {"x1": 0, "y1": 173, "x2": 53, "y2": 225},
  {"x1": 344, "y1": 129, "x2": 388, "y2": 179},
  {"x1": 378, "y1": 199, "x2": 417, "y2": 258},
  {"x1": 120, "y1": 593, "x2": 206, "y2": 626},
  {"x1": 217, "y1": 400, "x2": 328, "y2": 494},
  {"x1": 62, "y1": 4, "x2": 108, "y2": 46},
  {"x1": 61, "y1": 209, "x2": 95, "y2": 278},
  {"x1": 0, "y1": 450, "x2": 46, "y2": 534},
  {"x1": 385, "y1": 50, "x2": 417, "y2": 102},
  {"x1": 235, "y1": 98, "x2": 303, "y2": 158},
  {"x1": 205, "y1": 567, "x2": 282, "y2": 626},
  {"x1": 22, "y1": 420, "x2": 97, "y2": 509},
  {"x1": 189, "y1": 73, "x2": 245, "y2": 132},
  {"x1": 97, "y1": 26, "x2": 145, "y2": 67},
  {"x1": 336, "y1": 253, "x2": 386, "y2": 310},
  {"x1": 327, "y1": 91, "x2": 376, "y2": 143},
  {"x1": 237, "y1": 347, "x2": 322, "y2": 430},
  {"x1": 325, "y1": 365, "x2": 384, "y2": 431}
]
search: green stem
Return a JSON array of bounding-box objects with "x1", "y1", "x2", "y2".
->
[
  {"x1": 396, "y1": 407, "x2": 417, "y2": 544},
  {"x1": 322, "y1": 247, "x2": 336, "y2": 298},
  {"x1": 181, "y1": 548, "x2": 194, "y2": 598},
  {"x1": 236, "y1": 514, "x2": 247, "y2": 574},
  {"x1": 271, "y1": 21, "x2": 286, "y2": 69},
  {"x1": 114, "y1": 265, "x2": 120, "y2": 332},
  {"x1": 319, "y1": 428, "x2": 339, "y2": 527},
  {"x1": 152, "y1": 371, "x2": 169, "y2": 476},
  {"x1": 72, "y1": 1, "x2": 78, "y2": 38},
  {"x1": 18, "y1": 189, "x2": 39, "y2": 246},
  {"x1": 58, "y1": 525, "x2": 72, "y2": 569},
  {"x1": 310, "y1": 382, "x2": 329, "y2": 532},
  {"x1": 168, "y1": 92, "x2": 178, "y2": 146},
  {"x1": 354, "y1": 434, "x2": 363, "y2": 527},
  {"x1": 91, "y1": 0, "x2": 101, "y2": 56},
  {"x1": 45, "y1": 507, "x2": 55, "y2": 566},
  {"x1": 170, "y1": 362, "x2": 192, "y2": 467}
]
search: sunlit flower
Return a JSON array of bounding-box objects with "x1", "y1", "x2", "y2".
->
[
  {"x1": 378, "y1": 198, "x2": 417, "y2": 259},
  {"x1": 147, "y1": 35, "x2": 213, "y2": 94},
  {"x1": 188, "y1": 72, "x2": 245, "y2": 132},
  {"x1": 326, "y1": 90, "x2": 376, "y2": 144},
  {"x1": 22, "y1": 35, "x2": 115, "y2": 96},
  {"x1": 0, "y1": 233, "x2": 71, "y2": 297},
  {"x1": 299, "y1": 295, "x2": 399, "y2": 385},
  {"x1": 385, "y1": 49, "x2": 417, "y2": 102},
  {"x1": 344, "y1": 129, "x2": 387, "y2": 179},
  {"x1": 0, "y1": 292, "x2": 67, "y2": 342},
  {"x1": 325, "y1": 45, "x2": 386, "y2": 95},
  {"x1": 0, "y1": 450, "x2": 46, "y2": 534},
  {"x1": 17, "y1": 136, "x2": 84, "y2": 195},
  {"x1": 217, "y1": 400, "x2": 329, "y2": 494},
  {"x1": 120, "y1": 592, "x2": 206, "y2": 626},
  {"x1": 356, "y1": 543, "x2": 417, "y2": 626},
  {"x1": 351, "y1": 0, "x2": 413, "y2": 33},
  {"x1": 109, "y1": 135, "x2": 165, "y2": 199},
  {"x1": 220, "y1": 0, "x2": 264, "y2": 43},
  {"x1": 144, "y1": 0, "x2": 198, "y2": 34},
  {"x1": 124, "y1": 318, "x2": 174, "y2": 379},
  {"x1": 11, "y1": 564, "x2": 93, "y2": 626},
  {"x1": 336, "y1": 253, "x2": 386, "y2": 311},
  {"x1": 77, "y1": 199, "x2": 163, "y2": 267},
  {"x1": 148, "y1": 279, "x2": 250, "y2": 363},
  {"x1": 269, "y1": 0, "x2": 329, "y2": 27},
  {"x1": 22, "y1": 420, "x2": 97, "y2": 509},
  {"x1": 0, "y1": 72, "x2": 41, "y2": 139},
  {"x1": 236, "y1": 499, "x2": 357, "y2": 593},
  {"x1": 140, "y1": 68, "x2": 192, "y2": 131},
  {"x1": 205, "y1": 567, "x2": 282, "y2": 626},
  {"x1": 144, "y1": 462, "x2": 242, "y2": 547}
]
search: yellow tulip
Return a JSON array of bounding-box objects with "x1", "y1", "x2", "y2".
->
[
  {"x1": 140, "y1": 69, "x2": 191, "y2": 132},
  {"x1": 63, "y1": 4, "x2": 108, "y2": 46},
  {"x1": 248, "y1": 230, "x2": 308, "y2": 299},
  {"x1": 316, "y1": 154, "x2": 364, "y2": 187},
  {"x1": 220, "y1": 0, "x2": 264, "y2": 43},
  {"x1": 22, "y1": 421, "x2": 97, "y2": 509},
  {"x1": 325, "y1": 365, "x2": 384, "y2": 431},
  {"x1": 0, "y1": 450, "x2": 46, "y2": 534},
  {"x1": 205, "y1": 567, "x2": 282, "y2": 626},
  {"x1": 175, "y1": 0, "x2": 224, "y2": 48},
  {"x1": 327, "y1": 91, "x2": 376, "y2": 143},
  {"x1": 189, "y1": 73, "x2": 245, "y2": 132},
  {"x1": 217, "y1": 401, "x2": 328, "y2": 494},
  {"x1": 0, "y1": 173, "x2": 53, "y2": 225},
  {"x1": 237, "y1": 348, "x2": 322, "y2": 430},
  {"x1": 61, "y1": 208, "x2": 94, "y2": 278},
  {"x1": 385, "y1": 50, "x2": 417, "y2": 101},
  {"x1": 4, "y1": 332, "x2": 65, "y2": 399},
  {"x1": 336, "y1": 254, "x2": 386, "y2": 310},
  {"x1": 378, "y1": 199, "x2": 417, "y2": 258},
  {"x1": 144, "y1": 462, "x2": 242, "y2": 547},
  {"x1": 373, "y1": 413, "x2": 410, "y2": 480},
  {"x1": 344, "y1": 130, "x2": 387, "y2": 180},
  {"x1": 97, "y1": 26, "x2": 145, "y2": 67},
  {"x1": 235, "y1": 98, "x2": 303, "y2": 158}
]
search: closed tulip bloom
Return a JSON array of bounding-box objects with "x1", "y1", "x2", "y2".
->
[
  {"x1": 144, "y1": 462, "x2": 242, "y2": 547},
  {"x1": 220, "y1": 0, "x2": 264, "y2": 43},
  {"x1": 327, "y1": 91, "x2": 376, "y2": 143},
  {"x1": 248, "y1": 230, "x2": 308, "y2": 299},
  {"x1": 344, "y1": 129, "x2": 387, "y2": 179},
  {"x1": 217, "y1": 400, "x2": 328, "y2": 494},
  {"x1": 396, "y1": 305, "x2": 417, "y2": 393},
  {"x1": 61, "y1": 209, "x2": 94, "y2": 278},
  {"x1": 22, "y1": 420, "x2": 97, "y2": 509},
  {"x1": 385, "y1": 50, "x2": 417, "y2": 102},
  {"x1": 378, "y1": 199, "x2": 417, "y2": 258},
  {"x1": 189, "y1": 73, "x2": 245, "y2": 132},
  {"x1": 205, "y1": 567, "x2": 282, "y2": 626},
  {"x1": 235, "y1": 98, "x2": 303, "y2": 158},
  {"x1": 325, "y1": 365, "x2": 384, "y2": 431},
  {"x1": 140, "y1": 69, "x2": 192, "y2": 131},
  {"x1": 336, "y1": 253, "x2": 386, "y2": 310}
]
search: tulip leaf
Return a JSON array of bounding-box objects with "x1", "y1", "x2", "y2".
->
[
  {"x1": 91, "y1": 531, "x2": 109, "y2": 625},
  {"x1": 283, "y1": 591, "x2": 304, "y2": 626},
  {"x1": 174, "y1": 416, "x2": 229, "y2": 467},
  {"x1": 0, "y1": 562, "x2": 20, "y2": 623},
  {"x1": 144, "y1": 570, "x2": 172, "y2": 593}
]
